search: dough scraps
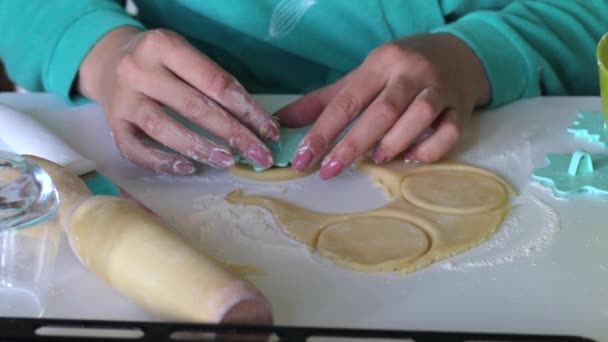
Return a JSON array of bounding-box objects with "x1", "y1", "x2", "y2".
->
[{"x1": 226, "y1": 160, "x2": 514, "y2": 273}]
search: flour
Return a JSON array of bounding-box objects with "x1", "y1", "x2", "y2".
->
[
  {"x1": 185, "y1": 194, "x2": 301, "y2": 254},
  {"x1": 440, "y1": 184, "x2": 560, "y2": 271},
  {"x1": 140, "y1": 173, "x2": 234, "y2": 185},
  {"x1": 139, "y1": 172, "x2": 303, "y2": 192},
  {"x1": 438, "y1": 131, "x2": 562, "y2": 271},
  {"x1": 464, "y1": 131, "x2": 535, "y2": 187}
]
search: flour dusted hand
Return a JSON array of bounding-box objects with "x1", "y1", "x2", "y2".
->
[
  {"x1": 77, "y1": 27, "x2": 279, "y2": 175},
  {"x1": 277, "y1": 33, "x2": 491, "y2": 180}
]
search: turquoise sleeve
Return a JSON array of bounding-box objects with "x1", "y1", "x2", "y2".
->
[
  {"x1": 0, "y1": 0, "x2": 144, "y2": 101},
  {"x1": 434, "y1": 0, "x2": 607, "y2": 108}
]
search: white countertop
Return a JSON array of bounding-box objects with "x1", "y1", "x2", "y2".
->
[{"x1": 1, "y1": 93, "x2": 607, "y2": 341}]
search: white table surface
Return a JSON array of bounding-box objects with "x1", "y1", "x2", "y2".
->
[{"x1": 1, "y1": 93, "x2": 607, "y2": 341}]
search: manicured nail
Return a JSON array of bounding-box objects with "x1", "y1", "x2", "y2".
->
[
  {"x1": 260, "y1": 120, "x2": 280, "y2": 143},
  {"x1": 247, "y1": 144, "x2": 273, "y2": 169},
  {"x1": 320, "y1": 158, "x2": 344, "y2": 180},
  {"x1": 292, "y1": 149, "x2": 313, "y2": 171},
  {"x1": 404, "y1": 151, "x2": 418, "y2": 163},
  {"x1": 173, "y1": 160, "x2": 196, "y2": 175},
  {"x1": 372, "y1": 148, "x2": 386, "y2": 164},
  {"x1": 208, "y1": 149, "x2": 235, "y2": 168}
]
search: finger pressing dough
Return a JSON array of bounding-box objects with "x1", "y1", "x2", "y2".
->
[
  {"x1": 230, "y1": 163, "x2": 315, "y2": 181},
  {"x1": 226, "y1": 160, "x2": 514, "y2": 273},
  {"x1": 230, "y1": 126, "x2": 316, "y2": 181}
]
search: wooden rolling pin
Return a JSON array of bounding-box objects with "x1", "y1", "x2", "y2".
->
[{"x1": 27, "y1": 156, "x2": 272, "y2": 325}]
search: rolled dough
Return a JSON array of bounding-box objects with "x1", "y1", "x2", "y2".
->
[
  {"x1": 400, "y1": 165, "x2": 512, "y2": 214},
  {"x1": 230, "y1": 163, "x2": 315, "y2": 181},
  {"x1": 226, "y1": 160, "x2": 514, "y2": 273}
]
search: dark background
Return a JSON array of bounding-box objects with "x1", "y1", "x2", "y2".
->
[{"x1": 0, "y1": 61, "x2": 14, "y2": 92}]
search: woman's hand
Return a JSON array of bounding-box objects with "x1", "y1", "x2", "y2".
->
[
  {"x1": 78, "y1": 26, "x2": 279, "y2": 175},
  {"x1": 276, "y1": 33, "x2": 491, "y2": 179}
]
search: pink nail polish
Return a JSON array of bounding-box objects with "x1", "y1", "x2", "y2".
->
[
  {"x1": 173, "y1": 160, "x2": 196, "y2": 175},
  {"x1": 292, "y1": 149, "x2": 313, "y2": 171},
  {"x1": 372, "y1": 149, "x2": 386, "y2": 164},
  {"x1": 404, "y1": 151, "x2": 417, "y2": 163},
  {"x1": 208, "y1": 149, "x2": 235, "y2": 168},
  {"x1": 320, "y1": 158, "x2": 344, "y2": 180},
  {"x1": 260, "y1": 121, "x2": 280, "y2": 143},
  {"x1": 247, "y1": 145, "x2": 273, "y2": 169}
]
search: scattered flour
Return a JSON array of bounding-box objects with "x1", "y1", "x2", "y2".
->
[
  {"x1": 138, "y1": 131, "x2": 561, "y2": 273},
  {"x1": 183, "y1": 183, "x2": 561, "y2": 273},
  {"x1": 185, "y1": 194, "x2": 301, "y2": 253},
  {"x1": 441, "y1": 184, "x2": 560, "y2": 271},
  {"x1": 439, "y1": 130, "x2": 563, "y2": 271},
  {"x1": 139, "y1": 172, "x2": 304, "y2": 193}
]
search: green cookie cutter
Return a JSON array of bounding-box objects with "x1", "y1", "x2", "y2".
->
[
  {"x1": 235, "y1": 126, "x2": 311, "y2": 171},
  {"x1": 533, "y1": 150, "x2": 608, "y2": 196}
]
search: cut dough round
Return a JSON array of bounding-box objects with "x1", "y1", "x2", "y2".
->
[
  {"x1": 401, "y1": 169, "x2": 507, "y2": 214},
  {"x1": 229, "y1": 163, "x2": 314, "y2": 181},
  {"x1": 227, "y1": 160, "x2": 514, "y2": 274},
  {"x1": 317, "y1": 216, "x2": 430, "y2": 272}
]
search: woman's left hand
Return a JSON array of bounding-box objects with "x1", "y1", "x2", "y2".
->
[{"x1": 275, "y1": 33, "x2": 491, "y2": 180}]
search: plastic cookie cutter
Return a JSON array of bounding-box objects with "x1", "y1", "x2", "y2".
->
[
  {"x1": 567, "y1": 150, "x2": 594, "y2": 176},
  {"x1": 568, "y1": 111, "x2": 608, "y2": 146},
  {"x1": 532, "y1": 150, "x2": 608, "y2": 196}
]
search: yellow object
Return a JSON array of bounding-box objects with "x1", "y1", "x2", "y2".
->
[
  {"x1": 227, "y1": 161, "x2": 513, "y2": 273},
  {"x1": 27, "y1": 156, "x2": 272, "y2": 324},
  {"x1": 69, "y1": 196, "x2": 272, "y2": 323},
  {"x1": 597, "y1": 33, "x2": 608, "y2": 124}
]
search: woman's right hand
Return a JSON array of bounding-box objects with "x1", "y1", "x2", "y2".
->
[{"x1": 77, "y1": 26, "x2": 278, "y2": 175}]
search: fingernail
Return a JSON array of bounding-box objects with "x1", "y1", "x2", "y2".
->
[
  {"x1": 173, "y1": 160, "x2": 196, "y2": 175},
  {"x1": 260, "y1": 120, "x2": 280, "y2": 143},
  {"x1": 372, "y1": 148, "x2": 386, "y2": 164},
  {"x1": 292, "y1": 148, "x2": 313, "y2": 171},
  {"x1": 208, "y1": 149, "x2": 235, "y2": 168},
  {"x1": 320, "y1": 158, "x2": 344, "y2": 180},
  {"x1": 404, "y1": 152, "x2": 421, "y2": 164},
  {"x1": 247, "y1": 144, "x2": 273, "y2": 169}
]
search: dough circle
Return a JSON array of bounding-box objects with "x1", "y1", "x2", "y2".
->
[
  {"x1": 317, "y1": 216, "x2": 430, "y2": 272},
  {"x1": 227, "y1": 161, "x2": 514, "y2": 274},
  {"x1": 401, "y1": 168, "x2": 507, "y2": 214},
  {"x1": 229, "y1": 163, "x2": 314, "y2": 182}
]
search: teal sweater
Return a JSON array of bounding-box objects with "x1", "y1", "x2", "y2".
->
[{"x1": 0, "y1": 0, "x2": 606, "y2": 108}]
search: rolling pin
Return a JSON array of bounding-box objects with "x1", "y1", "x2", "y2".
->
[{"x1": 27, "y1": 156, "x2": 272, "y2": 325}]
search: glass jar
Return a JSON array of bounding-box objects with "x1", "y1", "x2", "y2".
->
[{"x1": 0, "y1": 151, "x2": 60, "y2": 317}]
